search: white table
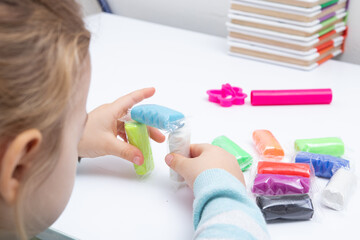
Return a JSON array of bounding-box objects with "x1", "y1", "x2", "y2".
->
[{"x1": 52, "y1": 13, "x2": 360, "y2": 240}]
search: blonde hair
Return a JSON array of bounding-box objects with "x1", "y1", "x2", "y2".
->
[{"x1": 0, "y1": 0, "x2": 90, "y2": 238}]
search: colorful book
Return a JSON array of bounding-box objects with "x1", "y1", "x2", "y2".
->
[
  {"x1": 229, "y1": 8, "x2": 346, "y2": 27},
  {"x1": 229, "y1": 41, "x2": 343, "y2": 70},
  {"x1": 231, "y1": 0, "x2": 347, "y2": 22},
  {"x1": 228, "y1": 13, "x2": 347, "y2": 37},
  {"x1": 232, "y1": 0, "x2": 348, "y2": 14},
  {"x1": 259, "y1": 0, "x2": 337, "y2": 8},
  {"x1": 228, "y1": 35, "x2": 344, "y2": 55},
  {"x1": 228, "y1": 25, "x2": 347, "y2": 51},
  {"x1": 226, "y1": 0, "x2": 349, "y2": 70}
]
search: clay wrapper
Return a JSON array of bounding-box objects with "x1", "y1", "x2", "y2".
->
[
  {"x1": 252, "y1": 174, "x2": 310, "y2": 195},
  {"x1": 321, "y1": 168, "x2": 356, "y2": 211},
  {"x1": 168, "y1": 123, "x2": 191, "y2": 182},
  {"x1": 212, "y1": 135, "x2": 253, "y2": 171},
  {"x1": 124, "y1": 121, "x2": 154, "y2": 176},
  {"x1": 256, "y1": 194, "x2": 314, "y2": 221},
  {"x1": 257, "y1": 161, "x2": 311, "y2": 178},
  {"x1": 294, "y1": 137, "x2": 344, "y2": 157},
  {"x1": 253, "y1": 130, "x2": 284, "y2": 160},
  {"x1": 131, "y1": 104, "x2": 185, "y2": 132},
  {"x1": 295, "y1": 152, "x2": 350, "y2": 179}
]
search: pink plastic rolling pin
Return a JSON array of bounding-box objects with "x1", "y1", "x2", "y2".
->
[{"x1": 251, "y1": 89, "x2": 332, "y2": 106}]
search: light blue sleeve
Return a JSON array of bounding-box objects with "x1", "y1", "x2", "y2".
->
[{"x1": 193, "y1": 169, "x2": 270, "y2": 240}]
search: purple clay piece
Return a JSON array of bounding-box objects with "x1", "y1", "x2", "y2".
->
[{"x1": 252, "y1": 174, "x2": 310, "y2": 196}]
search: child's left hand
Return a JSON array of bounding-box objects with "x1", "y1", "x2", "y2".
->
[{"x1": 78, "y1": 88, "x2": 165, "y2": 165}]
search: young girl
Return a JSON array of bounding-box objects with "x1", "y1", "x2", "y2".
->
[{"x1": 0, "y1": 0, "x2": 269, "y2": 239}]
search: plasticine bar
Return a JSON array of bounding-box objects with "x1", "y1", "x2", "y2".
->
[
  {"x1": 168, "y1": 123, "x2": 191, "y2": 182},
  {"x1": 321, "y1": 168, "x2": 356, "y2": 211},
  {"x1": 131, "y1": 104, "x2": 185, "y2": 132},
  {"x1": 256, "y1": 194, "x2": 314, "y2": 221},
  {"x1": 295, "y1": 152, "x2": 349, "y2": 179},
  {"x1": 124, "y1": 121, "x2": 154, "y2": 176},
  {"x1": 257, "y1": 161, "x2": 311, "y2": 178},
  {"x1": 252, "y1": 174, "x2": 310, "y2": 196},
  {"x1": 253, "y1": 130, "x2": 284, "y2": 160},
  {"x1": 212, "y1": 135, "x2": 253, "y2": 171},
  {"x1": 295, "y1": 137, "x2": 344, "y2": 157},
  {"x1": 251, "y1": 89, "x2": 332, "y2": 106}
]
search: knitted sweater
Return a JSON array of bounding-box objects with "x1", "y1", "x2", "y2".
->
[{"x1": 193, "y1": 169, "x2": 270, "y2": 240}]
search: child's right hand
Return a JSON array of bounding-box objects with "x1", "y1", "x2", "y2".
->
[{"x1": 165, "y1": 144, "x2": 245, "y2": 189}]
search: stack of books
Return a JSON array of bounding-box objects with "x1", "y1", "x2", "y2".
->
[{"x1": 227, "y1": 0, "x2": 349, "y2": 70}]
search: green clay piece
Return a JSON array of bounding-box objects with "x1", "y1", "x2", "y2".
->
[
  {"x1": 295, "y1": 137, "x2": 344, "y2": 157},
  {"x1": 125, "y1": 121, "x2": 154, "y2": 176},
  {"x1": 212, "y1": 135, "x2": 253, "y2": 171}
]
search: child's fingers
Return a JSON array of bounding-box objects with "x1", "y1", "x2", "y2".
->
[
  {"x1": 106, "y1": 137, "x2": 144, "y2": 165},
  {"x1": 164, "y1": 153, "x2": 188, "y2": 175},
  {"x1": 147, "y1": 126, "x2": 166, "y2": 143},
  {"x1": 118, "y1": 132, "x2": 127, "y2": 142},
  {"x1": 113, "y1": 88, "x2": 155, "y2": 116},
  {"x1": 117, "y1": 120, "x2": 127, "y2": 136},
  {"x1": 190, "y1": 143, "x2": 213, "y2": 158}
]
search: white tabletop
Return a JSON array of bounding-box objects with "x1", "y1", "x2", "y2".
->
[{"x1": 52, "y1": 13, "x2": 360, "y2": 240}]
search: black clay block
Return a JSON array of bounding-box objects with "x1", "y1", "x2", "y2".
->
[{"x1": 256, "y1": 194, "x2": 314, "y2": 221}]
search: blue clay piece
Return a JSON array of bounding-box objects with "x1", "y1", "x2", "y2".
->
[
  {"x1": 295, "y1": 152, "x2": 350, "y2": 179},
  {"x1": 131, "y1": 104, "x2": 185, "y2": 131}
]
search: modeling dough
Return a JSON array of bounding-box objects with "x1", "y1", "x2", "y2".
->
[
  {"x1": 257, "y1": 161, "x2": 311, "y2": 178},
  {"x1": 131, "y1": 104, "x2": 185, "y2": 132},
  {"x1": 251, "y1": 89, "x2": 332, "y2": 106},
  {"x1": 252, "y1": 174, "x2": 310, "y2": 195},
  {"x1": 168, "y1": 124, "x2": 191, "y2": 182},
  {"x1": 253, "y1": 130, "x2": 284, "y2": 160},
  {"x1": 321, "y1": 168, "x2": 356, "y2": 211},
  {"x1": 295, "y1": 152, "x2": 349, "y2": 178},
  {"x1": 256, "y1": 194, "x2": 314, "y2": 221},
  {"x1": 212, "y1": 135, "x2": 253, "y2": 171},
  {"x1": 125, "y1": 121, "x2": 154, "y2": 176},
  {"x1": 295, "y1": 137, "x2": 344, "y2": 157}
]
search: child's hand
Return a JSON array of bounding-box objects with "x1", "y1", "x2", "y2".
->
[
  {"x1": 165, "y1": 144, "x2": 245, "y2": 189},
  {"x1": 78, "y1": 88, "x2": 165, "y2": 165}
]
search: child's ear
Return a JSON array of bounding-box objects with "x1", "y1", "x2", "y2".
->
[{"x1": 0, "y1": 129, "x2": 42, "y2": 205}]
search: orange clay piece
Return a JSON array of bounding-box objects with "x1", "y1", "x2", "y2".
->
[{"x1": 253, "y1": 130, "x2": 285, "y2": 160}]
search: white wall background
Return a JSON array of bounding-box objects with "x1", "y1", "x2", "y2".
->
[
  {"x1": 77, "y1": 0, "x2": 101, "y2": 15},
  {"x1": 108, "y1": 0, "x2": 229, "y2": 37},
  {"x1": 337, "y1": 0, "x2": 360, "y2": 64},
  {"x1": 78, "y1": 0, "x2": 360, "y2": 65}
]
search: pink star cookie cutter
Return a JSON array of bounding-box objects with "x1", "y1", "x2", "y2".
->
[{"x1": 206, "y1": 84, "x2": 248, "y2": 107}]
